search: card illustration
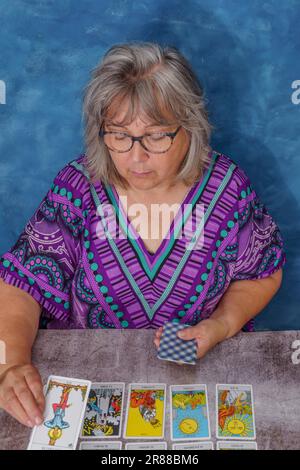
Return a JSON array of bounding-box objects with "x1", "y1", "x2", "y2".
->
[
  {"x1": 81, "y1": 383, "x2": 125, "y2": 438},
  {"x1": 170, "y1": 385, "x2": 210, "y2": 440},
  {"x1": 28, "y1": 376, "x2": 91, "y2": 450},
  {"x1": 217, "y1": 384, "x2": 256, "y2": 440},
  {"x1": 124, "y1": 384, "x2": 166, "y2": 439}
]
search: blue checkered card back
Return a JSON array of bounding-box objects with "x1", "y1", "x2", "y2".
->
[{"x1": 157, "y1": 322, "x2": 197, "y2": 365}]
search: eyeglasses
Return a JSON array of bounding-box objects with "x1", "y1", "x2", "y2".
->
[{"x1": 99, "y1": 125, "x2": 182, "y2": 154}]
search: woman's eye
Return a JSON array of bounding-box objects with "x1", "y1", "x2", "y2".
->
[
  {"x1": 149, "y1": 134, "x2": 165, "y2": 141},
  {"x1": 115, "y1": 133, "x2": 127, "y2": 140}
]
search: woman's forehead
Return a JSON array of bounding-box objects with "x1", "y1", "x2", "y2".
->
[{"x1": 105, "y1": 96, "x2": 177, "y2": 127}]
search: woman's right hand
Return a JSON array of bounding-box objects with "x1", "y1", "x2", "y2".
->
[{"x1": 0, "y1": 364, "x2": 45, "y2": 428}]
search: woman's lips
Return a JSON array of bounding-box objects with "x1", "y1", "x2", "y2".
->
[{"x1": 131, "y1": 170, "x2": 152, "y2": 176}]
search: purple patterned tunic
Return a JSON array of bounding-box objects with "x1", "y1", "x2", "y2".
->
[{"x1": 0, "y1": 151, "x2": 286, "y2": 330}]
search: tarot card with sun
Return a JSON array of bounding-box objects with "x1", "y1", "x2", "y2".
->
[
  {"x1": 216, "y1": 384, "x2": 256, "y2": 440},
  {"x1": 170, "y1": 384, "x2": 211, "y2": 441}
]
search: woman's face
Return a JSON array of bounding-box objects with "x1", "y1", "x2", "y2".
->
[{"x1": 103, "y1": 98, "x2": 191, "y2": 193}]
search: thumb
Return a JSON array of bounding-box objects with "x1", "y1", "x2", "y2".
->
[{"x1": 177, "y1": 327, "x2": 197, "y2": 341}]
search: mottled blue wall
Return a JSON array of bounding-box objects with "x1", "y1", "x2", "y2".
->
[{"x1": 0, "y1": 0, "x2": 299, "y2": 330}]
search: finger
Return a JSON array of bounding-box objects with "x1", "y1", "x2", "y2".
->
[
  {"x1": 195, "y1": 338, "x2": 211, "y2": 359},
  {"x1": 14, "y1": 379, "x2": 43, "y2": 426},
  {"x1": 154, "y1": 327, "x2": 163, "y2": 337},
  {"x1": 4, "y1": 393, "x2": 35, "y2": 427},
  {"x1": 25, "y1": 370, "x2": 45, "y2": 414},
  {"x1": 177, "y1": 327, "x2": 198, "y2": 341},
  {"x1": 154, "y1": 332, "x2": 162, "y2": 342},
  {"x1": 153, "y1": 337, "x2": 160, "y2": 349}
]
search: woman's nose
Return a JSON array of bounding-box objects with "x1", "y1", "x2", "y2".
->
[{"x1": 129, "y1": 140, "x2": 150, "y2": 162}]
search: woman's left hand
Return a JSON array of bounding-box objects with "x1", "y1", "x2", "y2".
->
[{"x1": 153, "y1": 318, "x2": 229, "y2": 360}]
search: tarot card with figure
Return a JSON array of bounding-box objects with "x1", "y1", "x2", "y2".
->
[
  {"x1": 216, "y1": 384, "x2": 256, "y2": 440},
  {"x1": 81, "y1": 382, "x2": 125, "y2": 439},
  {"x1": 124, "y1": 384, "x2": 166, "y2": 439},
  {"x1": 27, "y1": 375, "x2": 91, "y2": 450},
  {"x1": 170, "y1": 384, "x2": 211, "y2": 441}
]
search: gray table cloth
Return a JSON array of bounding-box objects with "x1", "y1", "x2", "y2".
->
[{"x1": 0, "y1": 330, "x2": 299, "y2": 450}]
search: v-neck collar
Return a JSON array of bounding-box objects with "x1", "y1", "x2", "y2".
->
[{"x1": 103, "y1": 150, "x2": 217, "y2": 279}]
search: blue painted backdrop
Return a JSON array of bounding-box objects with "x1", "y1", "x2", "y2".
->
[{"x1": 0, "y1": 0, "x2": 299, "y2": 330}]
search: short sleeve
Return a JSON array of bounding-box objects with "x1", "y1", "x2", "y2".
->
[
  {"x1": 231, "y1": 174, "x2": 286, "y2": 282},
  {"x1": 0, "y1": 165, "x2": 85, "y2": 324}
]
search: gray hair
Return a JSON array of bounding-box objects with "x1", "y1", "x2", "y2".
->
[{"x1": 82, "y1": 41, "x2": 214, "y2": 188}]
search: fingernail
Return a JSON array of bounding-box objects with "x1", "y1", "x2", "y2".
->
[
  {"x1": 27, "y1": 420, "x2": 34, "y2": 427},
  {"x1": 35, "y1": 416, "x2": 43, "y2": 425},
  {"x1": 177, "y1": 332, "x2": 184, "y2": 338}
]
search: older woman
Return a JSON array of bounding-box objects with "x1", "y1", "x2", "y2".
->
[{"x1": 0, "y1": 42, "x2": 285, "y2": 427}]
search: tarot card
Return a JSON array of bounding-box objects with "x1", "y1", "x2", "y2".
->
[
  {"x1": 27, "y1": 375, "x2": 91, "y2": 450},
  {"x1": 124, "y1": 384, "x2": 166, "y2": 439},
  {"x1": 216, "y1": 384, "x2": 256, "y2": 440},
  {"x1": 79, "y1": 441, "x2": 122, "y2": 450},
  {"x1": 125, "y1": 442, "x2": 167, "y2": 450},
  {"x1": 172, "y1": 441, "x2": 213, "y2": 450},
  {"x1": 217, "y1": 441, "x2": 257, "y2": 450},
  {"x1": 81, "y1": 382, "x2": 125, "y2": 439},
  {"x1": 170, "y1": 384, "x2": 211, "y2": 441},
  {"x1": 157, "y1": 322, "x2": 197, "y2": 365}
]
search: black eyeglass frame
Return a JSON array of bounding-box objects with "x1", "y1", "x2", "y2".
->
[{"x1": 98, "y1": 125, "x2": 182, "y2": 154}]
